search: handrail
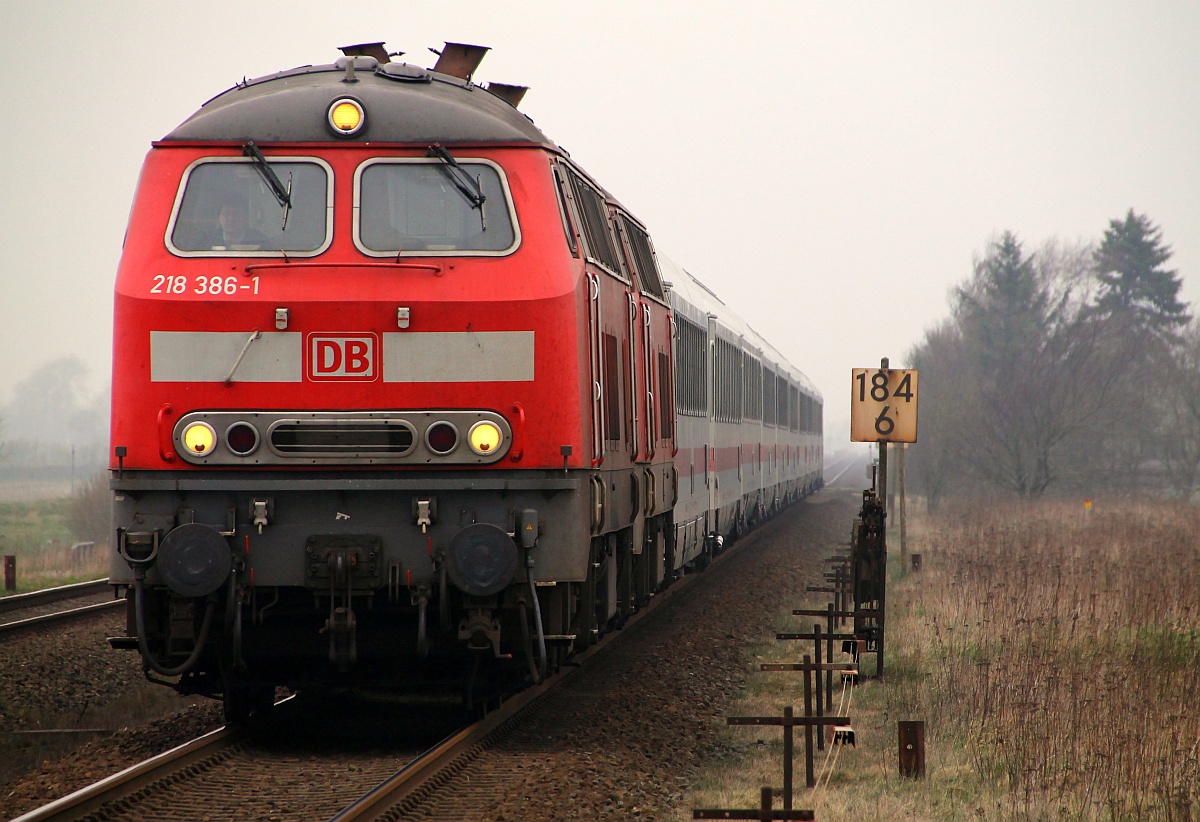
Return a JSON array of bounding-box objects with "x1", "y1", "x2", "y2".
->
[
  {"x1": 509, "y1": 402, "x2": 525, "y2": 463},
  {"x1": 244, "y1": 261, "x2": 443, "y2": 275}
]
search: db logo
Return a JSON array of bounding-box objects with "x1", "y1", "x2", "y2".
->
[{"x1": 308, "y1": 334, "x2": 377, "y2": 381}]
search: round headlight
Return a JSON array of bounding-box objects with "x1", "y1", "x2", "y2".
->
[
  {"x1": 467, "y1": 421, "x2": 502, "y2": 455},
  {"x1": 426, "y1": 421, "x2": 459, "y2": 455},
  {"x1": 225, "y1": 422, "x2": 260, "y2": 456},
  {"x1": 327, "y1": 98, "x2": 365, "y2": 136},
  {"x1": 181, "y1": 421, "x2": 217, "y2": 456}
]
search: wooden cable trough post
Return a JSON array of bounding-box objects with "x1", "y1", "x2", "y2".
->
[
  {"x1": 850, "y1": 358, "x2": 919, "y2": 679},
  {"x1": 693, "y1": 787, "x2": 814, "y2": 820},
  {"x1": 736, "y1": 659, "x2": 851, "y2": 789},
  {"x1": 702, "y1": 651, "x2": 851, "y2": 819}
]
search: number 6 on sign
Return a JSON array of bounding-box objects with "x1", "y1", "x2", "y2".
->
[{"x1": 851, "y1": 368, "x2": 918, "y2": 443}]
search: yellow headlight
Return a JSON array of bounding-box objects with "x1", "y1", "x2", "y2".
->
[
  {"x1": 182, "y1": 421, "x2": 217, "y2": 456},
  {"x1": 467, "y1": 421, "x2": 502, "y2": 455},
  {"x1": 328, "y1": 98, "x2": 365, "y2": 135}
]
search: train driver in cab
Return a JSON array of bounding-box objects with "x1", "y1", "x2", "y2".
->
[{"x1": 211, "y1": 199, "x2": 270, "y2": 250}]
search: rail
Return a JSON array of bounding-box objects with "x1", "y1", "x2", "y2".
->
[
  {"x1": 329, "y1": 534, "x2": 736, "y2": 820},
  {"x1": 0, "y1": 578, "x2": 111, "y2": 615},
  {"x1": 10, "y1": 726, "x2": 241, "y2": 822},
  {"x1": 0, "y1": 600, "x2": 125, "y2": 636}
]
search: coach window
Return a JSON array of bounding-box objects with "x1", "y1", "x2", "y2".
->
[
  {"x1": 675, "y1": 317, "x2": 708, "y2": 417},
  {"x1": 167, "y1": 158, "x2": 333, "y2": 257},
  {"x1": 743, "y1": 354, "x2": 762, "y2": 422},
  {"x1": 355, "y1": 159, "x2": 519, "y2": 255},
  {"x1": 777, "y1": 375, "x2": 789, "y2": 430},
  {"x1": 763, "y1": 367, "x2": 776, "y2": 427}
]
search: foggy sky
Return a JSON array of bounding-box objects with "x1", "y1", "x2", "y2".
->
[{"x1": 2, "y1": 1, "x2": 1197, "y2": 446}]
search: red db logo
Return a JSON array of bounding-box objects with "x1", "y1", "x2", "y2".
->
[{"x1": 308, "y1": 335, "x2": 377, "y2": 381}]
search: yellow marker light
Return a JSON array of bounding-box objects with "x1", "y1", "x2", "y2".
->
[
  {"x1": 467, "y1": 421, "x2": 502, "y2": 455},
  {"x1": 182, "y1": 421, "x2": 217, "y2": 456},
  {"x1": 328, "y1": 98, "x2": 365, "y2": 136}
]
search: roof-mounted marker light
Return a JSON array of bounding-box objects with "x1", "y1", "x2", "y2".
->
[{"x1": 327, "y1": 98, "x2": 365, "y2": 137}]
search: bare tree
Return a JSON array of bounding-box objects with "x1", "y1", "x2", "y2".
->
[
  {"x1": 906, "y1": 320, "x2": 971, "y2": 511},
  {"x1": 1158, "y1": 321, "x2": 1200, "y2": 495}
]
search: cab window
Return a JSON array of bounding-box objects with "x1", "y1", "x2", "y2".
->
[
  {"x1": 167, "y1": 158, "x2": 332, "y2": 256},
  {"x1": 355, "y1": 159, "x2": 518, "y2": 256}
]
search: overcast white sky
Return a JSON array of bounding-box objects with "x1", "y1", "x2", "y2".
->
[{"x1": 2, "y1": 1, "x2": 1197, "y2": 446}]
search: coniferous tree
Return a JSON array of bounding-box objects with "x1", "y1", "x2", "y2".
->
[
  {"x1": 954, "y1": 231, "x2": 1049, "y2": 373},
  {"x1": 950, "y1": 233, "x2": 1062, "y2": 496},
  {"x1": 1094, "y1": 210, "x2": 1188, "y2": 338},
  {"x1": 1089, "y1": 212, "x2": 1189, "y2": 486}
]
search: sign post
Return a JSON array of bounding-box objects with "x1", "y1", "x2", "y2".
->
[{"x1": 848, "y1": 359, "x2": 919, "y2": 679}]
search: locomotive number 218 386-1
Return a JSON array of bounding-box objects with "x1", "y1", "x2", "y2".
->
[{"x1": 150, "y1": 275, "x2": 261, "y2": 295}]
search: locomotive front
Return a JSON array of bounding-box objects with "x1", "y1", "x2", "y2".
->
[{"x1": 108, "y1": 47, "x2": 590, "y2": 719}]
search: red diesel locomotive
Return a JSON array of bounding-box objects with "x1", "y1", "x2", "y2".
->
[{"x1": 107, "y1": 43, "x2": 823, "y2": 721}]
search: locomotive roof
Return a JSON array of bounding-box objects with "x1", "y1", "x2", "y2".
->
[{"x1": 162, "y1": 56, "x2": 553, "y2": 145}]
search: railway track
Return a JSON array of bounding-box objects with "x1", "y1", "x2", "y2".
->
[
  {"x1": 11, "y1": 517, "x2": 743, "y2": 822},
  {"x1": 10, "y1": 691, "x2": 452, "y2": 822},
  {"x1": 328, "y1": 556, "x2": 711, "y2": 821},
  {"x1": 11, "y1": 725, "x2": 241, "y2": 822},
  {"x1": 0, "y1": 579, "x2": 123, "y2": 636},
  {"x1": 10, "y1": 476, "x2": 863, "y2": 820}
]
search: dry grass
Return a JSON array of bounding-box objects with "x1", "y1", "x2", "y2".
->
[
  {"x1": 0, "y1": 476, "x2": 111, "y2": 592},
  {"x1": 676, "y1": 499, "x2": 1200, "y2": 821},
  {"x1": 0, "y1": 481, "x2": 73, "y2": 503}
]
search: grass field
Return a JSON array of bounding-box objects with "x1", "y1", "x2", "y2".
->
[
  {"x1": 0, "y1": 480, "x2": 109, "y2": 593},
  {"x1": 677, "y1": 498, "x2": 1200, "y2": 821}
]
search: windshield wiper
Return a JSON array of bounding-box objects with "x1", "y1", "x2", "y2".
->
[
  {"x1": 243, "y1": 141, "x2": 293, "y2": 211},
  {"x1": 427, "y1": 144, "x2": 486, "y2": 211},
  {"x1": 224, "y1": 329, "x2": 261, "y2": 386}
]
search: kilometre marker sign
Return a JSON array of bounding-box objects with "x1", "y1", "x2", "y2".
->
[{"x1": 850, "y1": 368, "x2": 919, "y2": 443}]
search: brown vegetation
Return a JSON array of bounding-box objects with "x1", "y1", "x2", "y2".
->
[
  {"x1": 889, "y1": 499, "x2": 1199, "y2": 818},
  {"x1": 683, "y1": 497, "x2": 1199, "y2": 820}
]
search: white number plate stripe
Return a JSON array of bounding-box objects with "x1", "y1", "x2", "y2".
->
[
  {"x1": 149, "y1": 331, "x2": 534, "y2": 383},
  {"x1": 383, "y1": 331, "x2": 534, "y2": 383},
  {"x1": 150, "y1": 332, "x2": 303, "y2": 382}
]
